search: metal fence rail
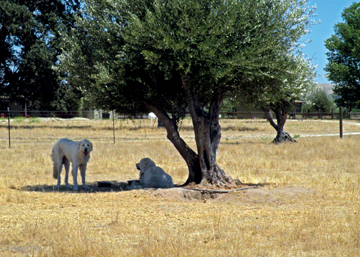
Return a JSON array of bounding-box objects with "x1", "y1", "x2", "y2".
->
[
  {"x1": 2, "y1": 109, "x2": 360, "y2": 120},
  {"x1": 0, "y1": 110, "x2": 104, "y2": 119},
  {"x1": 220, "y1": 111, "x2": 360, "y2": 120}
]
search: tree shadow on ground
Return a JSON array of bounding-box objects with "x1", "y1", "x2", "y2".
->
[
  {"x1": 21, "y1": 181, "x2": 132, "y2": 193},
  {"x1": 21, "y1": 180, "x2": 266, "y2": 195}
]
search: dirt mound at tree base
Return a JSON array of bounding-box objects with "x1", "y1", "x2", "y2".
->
[{"x1": 150, "y1": 186, "x2": 315, "y2": 203}]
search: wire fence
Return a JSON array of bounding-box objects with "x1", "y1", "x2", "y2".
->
[
  {"x1": 2, "y1": 109, "x2": 360, "y2": 149},
  {"x1": 0, "y1": 117, "x2": 165, "y2": 149}
]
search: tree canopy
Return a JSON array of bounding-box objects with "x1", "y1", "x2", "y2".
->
[
  {"x1": 0, "y1": 0, "x2": 81, "y2": 110},
  {"x1": 62, "y1": 0, "x2": 315, "y2": 113},
  {"x1": 60, "y1": 0, "x2": 316, "y2": 185},
  {"x1": 325, "y1": 2, "x2": 360, "y2": 112}
]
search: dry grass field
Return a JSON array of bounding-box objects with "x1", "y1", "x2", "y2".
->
[{"x1": 1, "y1": 118, "x2": 360, "y2": 256}]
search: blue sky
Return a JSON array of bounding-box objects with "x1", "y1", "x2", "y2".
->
[{"x1": 301, "y1": 0, "x2": 356, "y2": 84}]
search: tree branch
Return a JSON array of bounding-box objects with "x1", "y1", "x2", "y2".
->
[{"x1": 262, "y1": 107, "x2": 278, "y2": 131}]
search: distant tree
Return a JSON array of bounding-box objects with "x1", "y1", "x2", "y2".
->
[
  {"x1": 52, "y1": 82, "x2": 83, "y2": 111},
  {"x1": 237, "y1": 54, "x2": 316, "y2": 143},
  {"x1": 303, "y1": 88, "x2": 336, "y2": 113},
  {"x1": 221, "y1": 98, "x2": 237, "y2": 114},
  {"x1": 60, "y1": 0, "x2": 315, "y2": 186},
  {"x1": 324, "y1": 2, "x2": 360, "y2": 112},
  {"x1": 0, "y1": 0, "x2": 81, "y2": 110}
]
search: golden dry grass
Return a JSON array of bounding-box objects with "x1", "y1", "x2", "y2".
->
[{"x1": 0, "y1": 118, "x2": 360, "y2": 256}]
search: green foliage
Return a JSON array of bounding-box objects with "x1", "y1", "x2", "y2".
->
[
  {"x1": 324, "y1": 2, "x2": 360, "y2": 111},
  {"x1": 13, "y1": 116, "x2": 25, "y2": 123},
  {"x1": 52, "y1": 82, "x2": 83, "y2": 111},
  {"x1": 61, "y1": 0, "x2": 316, "y2": 118},
  {"x1": 29, "y1": 117, "x2": 40, "y2": 123},
  {"x1": 221, "y1": 98, "x2": 237, "y2": 112},
  {"x1": 237, "y1": 54, "x2": 316, "y2": 112},
  {"x1": 0, "y1": 0, "x2": 81, "y2": 110},
  {"x1": 303, "y1": 88, "x2": 336, "y2": 112}
]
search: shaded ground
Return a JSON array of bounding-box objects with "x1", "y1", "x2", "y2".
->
[
  {"x1": 22, "y1": 180, "x2": 130, "y2": 193},
  {"x1": 22, "y1": 179, "x2": 262, "y2": 194},
  {"x1": 22, "y1": 180, "x2": 314, "y2": 204}
]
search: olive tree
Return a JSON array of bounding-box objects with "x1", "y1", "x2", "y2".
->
[
  {"x1": 60, "y1": 0, "x2": 315, "y2": 186},
  {"x1": 238, "y1": 54, "x2": 315, "y2": 143}
]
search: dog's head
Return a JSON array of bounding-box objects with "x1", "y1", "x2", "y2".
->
[
  {"x1": 78, "y1": 139, "x2": 93, "y2": 156},
  {"x1": 136, "y1": 158, "x2": 156, "y2": 178}
]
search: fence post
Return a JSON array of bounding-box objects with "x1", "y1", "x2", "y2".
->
[
  {"x1": 7, "y1": 107, "x2": 11, "y2": 148},
  {"x1": 113, "y1": 110, "x2": 115, "y2": 144},
  {"x1": 339, "y1": 107, "x2": 343, "y2": 139}
]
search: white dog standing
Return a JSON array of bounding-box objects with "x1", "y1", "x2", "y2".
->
[
  {"x1": 136, "y1": 158, "x2": 174, "y2": 188},
  {"x1": 51, "y1": 138, "x2": 93, "y2": 191}
]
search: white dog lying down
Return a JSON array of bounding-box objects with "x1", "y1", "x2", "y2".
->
[
  {"x1": 51, "y1": 138, "x2": 93, "y2": 191},
  {"x1": 135, "y1": 158, "x2": 174, "y2": 188}
]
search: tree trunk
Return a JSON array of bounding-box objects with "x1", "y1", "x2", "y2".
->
[
  {"x1": 262, "y1": 107, "x2": 296, "y2": 144},
  {"x1": 180, "y1": 74, "x2": 233, "y2": 186},
  {"x1": 148, "y1": 105, "x2": 202, "y2": 184},
  {"x1": 148, "y1": 75, "x2": 235, "y2": 187}
]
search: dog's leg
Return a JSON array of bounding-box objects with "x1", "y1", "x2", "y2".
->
[
  {"x1": 64, "y1": 158, "x2": 71, "y2": 189},
  {"x1": 80, "y1": 164, "x2": 90, "y2": 190},
  {"x1": 55, "y1": 162, "x2": 62, "y2": 189},
  {"x1": 72, "y1": 164, "x2": 79, "y2": 191}
]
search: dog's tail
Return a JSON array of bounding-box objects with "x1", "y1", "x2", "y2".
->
[
  {"x1": 53, "y1": 164, "x2": 58, "y2": 179},
  {"x1": 51, "y1": 147, "x2": 58, "y2": 179}
]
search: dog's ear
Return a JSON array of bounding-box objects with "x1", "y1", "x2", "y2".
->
[
  {"x1": 144, "y1": 158, "x2": 155, "y2": 168},
  {"x1": 139, "y1": 169, "x2": 145, "y2": 179},
  {"x1": 90, "y1": 142, "x2": 93, "y2": 151},
  {"x1": 77, "y1": 141, "x2": 82, "y2": 151},
  {"x1": 140, "y1": 159, "x2": 148, "y2": 170}
]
